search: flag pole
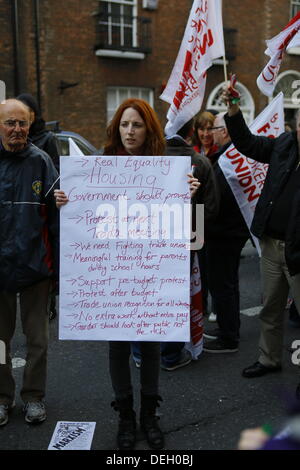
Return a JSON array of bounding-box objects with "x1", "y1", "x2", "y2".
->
[
  {"x1": 223, "y1": 55, "x2": 228, "y2": 83},
  {"x1": 221, "y1": 0, "x2": 228, "y2": 83}
]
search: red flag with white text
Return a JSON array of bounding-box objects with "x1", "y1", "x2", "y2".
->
[
  {"x1": 185, "y1": 253, "x2": 203, "y2": 360},
  {"x1": 160, "y1": 0, "x2": 225, "y2": 136},
  {"x1": 257, "y1": 12, "x2": 300, "y2": 96}
]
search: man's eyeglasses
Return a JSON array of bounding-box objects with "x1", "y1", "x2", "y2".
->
[
  {"x1": 2, "y1": 119, "x2": 30, "y2": 129},
  {"x1": 211, "y1": 126, "x2": 225, "y2": 131}
]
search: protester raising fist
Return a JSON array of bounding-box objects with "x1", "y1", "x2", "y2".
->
[{"x1": 222, "y1": 73, "x2": 241, "y2": 116}]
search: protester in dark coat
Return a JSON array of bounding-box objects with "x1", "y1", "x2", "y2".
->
[
  {"x1": 17, "y1": 93, "x2": 60, "y2": 320},
  {"x1": 160, "y1": 119, "x2": 219, "y2": 370},
  {"x1": 0, "y1": 99, "x2": 59, "y2": 427},
  {"x1": 223, "y1": 86, "x2": 300, "y2": 378},
  {"x1": 203, "y1": 112, "x2": 250, "y2": 353}
]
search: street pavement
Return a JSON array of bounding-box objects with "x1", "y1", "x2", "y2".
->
[{"x1": 1, "y1": 241, "x2": 299, "y2": 454}]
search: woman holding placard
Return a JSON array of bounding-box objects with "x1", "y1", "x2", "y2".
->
[
  {"x1": 104, "y1": 98, "x2": 199, "y2": 450},
  {"x1": 54, "y1": 98, "x2": 200, "y2": 451},
  {"x1": 103, "y1": 99, "x2": 166, "y2": 451}
]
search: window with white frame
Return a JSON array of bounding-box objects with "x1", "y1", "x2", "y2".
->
[
  {"x1": 290, "y1": 0, "x2": 300, "y2": 18},
  {"x1": 99, "y1": 0, "x2": 138, "y2": 49},
  {"x1": 273, "y1": 70, "x2": 300, "y2": 124},
  {"x1": 206, "y1": 82, "x2": 255, "y2": 124},
  {"x1": 274, "y1": 70, "x2": 300, "y2": 106},
  {"x1": 107, "y1": 87, "x2": 154, "y2": 123}
]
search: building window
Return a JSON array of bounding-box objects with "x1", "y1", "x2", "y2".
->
[
  {"x1": 107, "y1": 87, "x2": 154, "y2": 123},
  {"x1": 290, "y1": 0, "x2": 300, "y2": 18},
  {"x1": 223, "y1": 28, "x2": 237, "y2": 61},
  {"x1": 206, "y1": 81, "x2": 255, "y2": 124},
  {"x1": 95, "y1": 0, "x2": 152, "y2": 58},
  {"x1": 99, "y1": 0, "x2": 137, "y2": 48},
  {"x1": 273, "y1": 70, "x2": 300, "y2": 125}
]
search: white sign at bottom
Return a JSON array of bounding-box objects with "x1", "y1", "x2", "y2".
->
[{"x1": 48, "y1": 421, "x2": 96, "y2": 450}]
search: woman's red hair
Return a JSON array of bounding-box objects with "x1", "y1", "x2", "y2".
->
[{"x1": 104, "y1": 98, "x2": 165, "y2": 156}]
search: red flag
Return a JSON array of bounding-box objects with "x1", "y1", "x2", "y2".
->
[
  {"x1": 185, "y1": 253, "x2": 203, "y2": 359},
  {"x1": 160, "y1": 0, "x2": 224, "y2": 136},
  {"x1": 257, "y1": 12, "x2": 300, "y2": 96}
]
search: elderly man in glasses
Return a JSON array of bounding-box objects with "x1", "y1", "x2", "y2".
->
[{"x1": 0, "y1": 99, "x2": 59, "y2": 426}]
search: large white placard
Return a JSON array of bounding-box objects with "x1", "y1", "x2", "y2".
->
[{"x1": 59, "y1": 155, "x2": 191, "y2": 341}]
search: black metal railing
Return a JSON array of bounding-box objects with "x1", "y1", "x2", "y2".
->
[{"x1": 95, "y1": 13, "x2": 152, "y2": 54}]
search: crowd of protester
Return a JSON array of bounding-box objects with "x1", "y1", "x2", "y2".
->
[{"x1": 0, "y1": 83, "x2": 299, "y2": 450}]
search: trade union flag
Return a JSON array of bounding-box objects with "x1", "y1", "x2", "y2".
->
[
  {"x1": 257, "y1": 12, "x2": 300, "y2": 96},
  {"x1": 160, "y1": 0, "x2": 225, "y2": 136}
]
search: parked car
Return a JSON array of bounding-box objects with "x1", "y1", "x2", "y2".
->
[{"x1": 46, "y1": 121, "x2": 100, "y2": 156}]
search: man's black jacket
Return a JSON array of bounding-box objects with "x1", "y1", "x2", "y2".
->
[
  {"x1": 225, "y1": 110, "x2": 300, "y2": 275},
  {"x1": 205, "y1": 142, "x2": 250, "y2": 241},
  {"x1": 0, "y1": 142, "x2": 59, "y2": 291}
]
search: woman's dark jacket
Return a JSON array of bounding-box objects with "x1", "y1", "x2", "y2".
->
[{"x1": 30, "y1": 128, "x2": 60, "y2": 171}]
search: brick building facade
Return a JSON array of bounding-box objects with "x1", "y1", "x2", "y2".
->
[{"x1": 0, "y1": 0, "x2": 299, "y2": 149}]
